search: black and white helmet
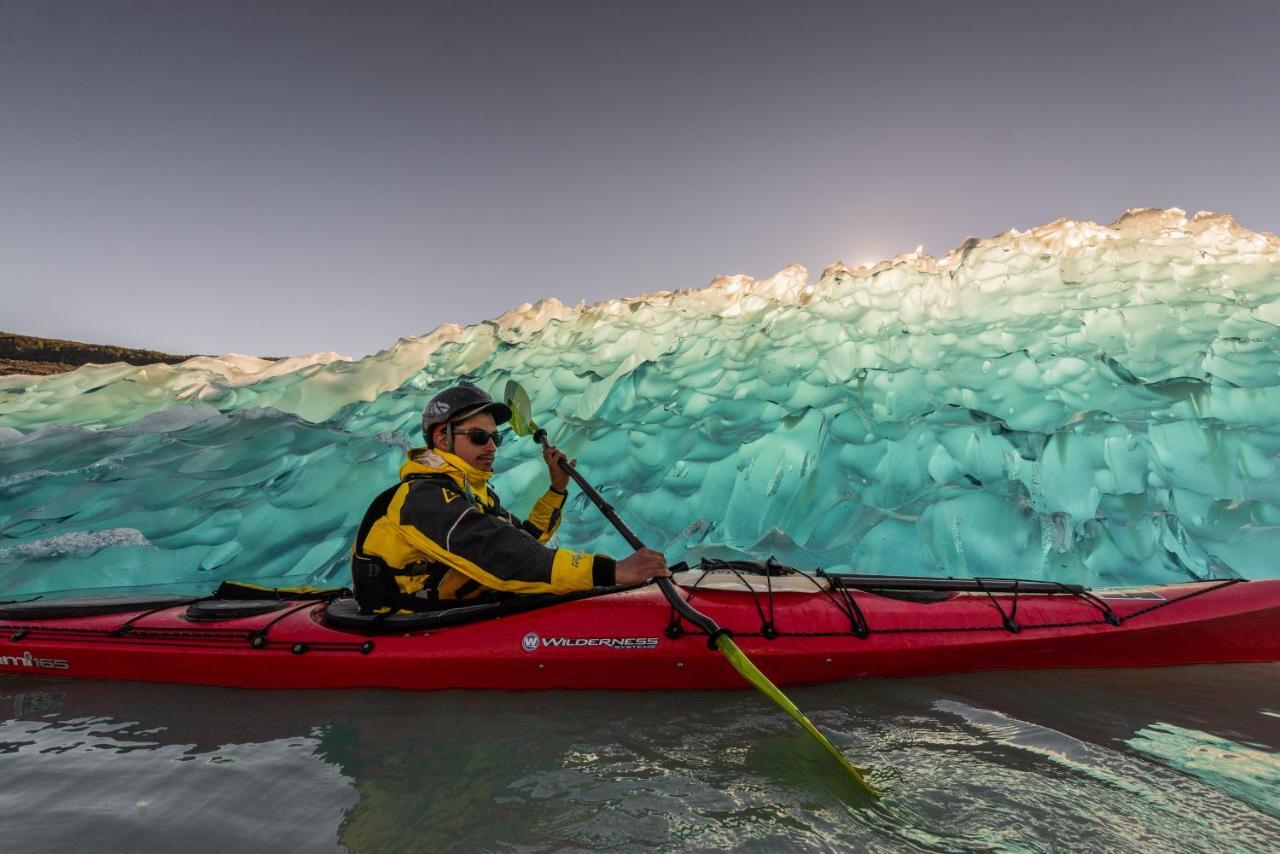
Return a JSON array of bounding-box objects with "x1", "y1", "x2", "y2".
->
[{"x1": 421, "y1": 383, "x2": 512, "y2": 446}]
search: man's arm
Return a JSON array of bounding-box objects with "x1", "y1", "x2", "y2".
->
[
  {"x1": 519, "y1": 443, "x2": 573, "y2": 542},
  {"x1": 393, "y1": 480, "x2": 614, "y2": 595},
  {"x1": 520, "y1": 488, "x2": 566, "y2": 543}
]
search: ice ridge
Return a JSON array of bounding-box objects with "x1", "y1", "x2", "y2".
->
[{"x1": 2, "y1": 208, "x2": 1280, "y2": 595}]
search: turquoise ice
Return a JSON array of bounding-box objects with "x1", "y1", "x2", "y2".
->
[{"x1": 4, "y1": 208, "x2": 1280, "y2": 597}]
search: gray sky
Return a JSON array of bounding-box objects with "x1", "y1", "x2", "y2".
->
[{"x1": 2, "y1": 0, "x2": 1278, "y2": 357}]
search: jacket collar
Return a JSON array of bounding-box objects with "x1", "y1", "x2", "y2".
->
[{"x1": 401, "y1": 447, "x2": 494, "y2": 505}]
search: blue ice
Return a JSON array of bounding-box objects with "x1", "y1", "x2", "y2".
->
[{"x1": 3, "y1": 209, "x2": 1280, "y2": 597}]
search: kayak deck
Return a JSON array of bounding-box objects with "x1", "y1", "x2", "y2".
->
[{"x1": 2, "y1": 575, "x2": 1278, "y2": 690}]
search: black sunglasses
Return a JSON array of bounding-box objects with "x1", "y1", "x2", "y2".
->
[{"x1": 452, "y1": 427, "x2": 504, "y2": 447}]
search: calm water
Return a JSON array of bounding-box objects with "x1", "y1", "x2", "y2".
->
[{"x1": 2, "y1": 665, "x2": 1278, "y2": 852}]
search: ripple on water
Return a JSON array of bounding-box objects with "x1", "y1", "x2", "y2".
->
[
  {"x1": 2, "y1": 667, "x2": 1279, "y2": 852},
  {"x1": 892, "y1": 698, "x2": 1280, "y2": 851},
  {"x1": 1127, "y1": 722, "x2": 1280, "y2": 819},
  {"x1": 0, "y1": 705, "x2": 357, "y2": 852}
]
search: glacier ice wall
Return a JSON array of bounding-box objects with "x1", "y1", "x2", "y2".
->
[{"x1": 4, "y1": 208, "x2": 1280, "y2": 597}]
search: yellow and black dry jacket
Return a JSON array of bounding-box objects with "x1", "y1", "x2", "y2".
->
[{"x1": 351, "y1": 448, "x2": 616, "y2": 611}]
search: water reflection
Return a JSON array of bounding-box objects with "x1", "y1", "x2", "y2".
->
[
  {"x1": 0, "y1": 688, "x2": 356, "y2": 852},
  {"x1": 2, "y1": 665, "x2": 1278, "y2": 851},
  {"x1": 1128, "y1": 722, "x2": 1280, "y2": 818}
]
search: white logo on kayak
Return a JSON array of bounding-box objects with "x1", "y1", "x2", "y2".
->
[
  {"x1": 0, "y1": 651, "x2": 70, "y2": 670},
  {"x1": 521, "y1": 635, "x2": 659, "y2": 652}
]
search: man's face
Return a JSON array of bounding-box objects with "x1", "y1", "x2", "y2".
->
[{"x1": 435, "y1": 411, "x2": 499, "y2": 471}]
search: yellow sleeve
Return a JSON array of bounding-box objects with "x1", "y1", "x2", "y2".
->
[{"x1": 523, "y1": 488, "x2": 567, "y2": 543}]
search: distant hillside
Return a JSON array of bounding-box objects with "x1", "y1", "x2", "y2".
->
[{"x1": 0, "y1": 332, "x2": 196, "y2": 377}]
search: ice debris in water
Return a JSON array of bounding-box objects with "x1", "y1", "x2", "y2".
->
[
  {"x1": 0, "y1": 528, "x2": 152, "y2": 562},
  {"x1": 3, "y1": 207, "x2": 1280, "y2": 596}
]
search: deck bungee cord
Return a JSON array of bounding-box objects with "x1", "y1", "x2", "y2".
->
[
  {"x1": 4, "y1": 589, "x2": 371, "y2": 655},
  {"x1": 666, "y1": 558, "x2": 1246, "y2": 640}
]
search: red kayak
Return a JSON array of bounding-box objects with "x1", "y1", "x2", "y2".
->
[{"x1": 2, "y1": 569, "x2": 1277, "y2": 690}]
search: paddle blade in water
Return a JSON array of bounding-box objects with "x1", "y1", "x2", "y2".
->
[
  {"x1": 504, "y1": 381, "x2": 537, "y2": 437},
  {"x1": 713, "y1": 633, "x2": 880, "y2": 798}
]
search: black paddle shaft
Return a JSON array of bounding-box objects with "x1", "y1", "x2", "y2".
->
[{"x1": 533, "y1": 429, "x2": 720, "y2": 637}]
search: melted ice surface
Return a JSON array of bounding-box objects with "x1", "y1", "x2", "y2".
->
[{"x1": 3, "y1": 208, "x2": 1280, "y2": 596}]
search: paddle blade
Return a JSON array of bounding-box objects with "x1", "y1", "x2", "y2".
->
[
  {"x1": 713, "y1": 634, "x2": 880, "y2": 798},
  {"x1": 504, "y1": 380, "x2": 537, "y2": 437}
]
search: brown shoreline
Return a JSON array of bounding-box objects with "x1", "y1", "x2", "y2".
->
[{"x1": 0, "y1": 331, "x2": 195, "y2": 377}]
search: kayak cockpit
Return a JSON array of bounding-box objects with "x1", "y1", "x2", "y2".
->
[{"x1": 321, "y1": 584, "x2": 636, "y2": 634}]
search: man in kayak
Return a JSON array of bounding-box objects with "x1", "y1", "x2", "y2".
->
[{"x1": 351, "y1": 383, "x2": 670, "y2": 612}]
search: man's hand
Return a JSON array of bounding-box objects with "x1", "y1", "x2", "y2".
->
[
  {"x1": 543, "y1": 444, "x2": 573, "y2": 492},
  {"x1": 615, "y1": 548, "x2": 671, "y2": 585}
]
